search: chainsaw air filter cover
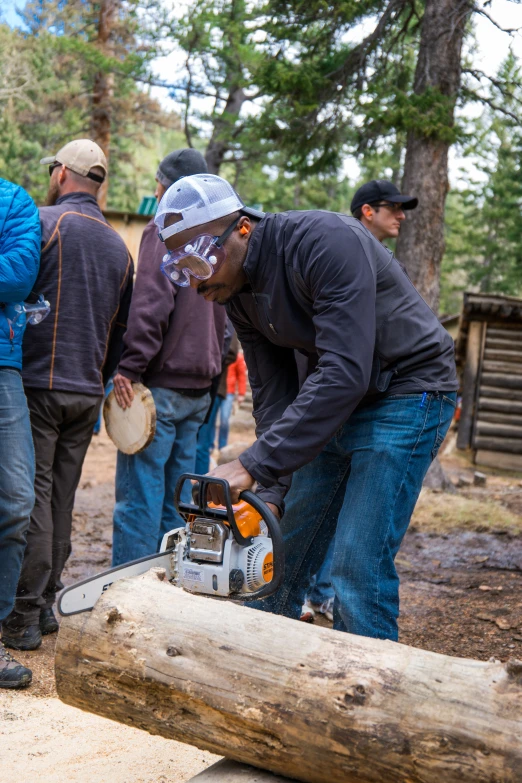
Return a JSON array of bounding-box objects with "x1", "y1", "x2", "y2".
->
[{"x1": 243, "y1": 538, "x2": 274, "y2": 590}]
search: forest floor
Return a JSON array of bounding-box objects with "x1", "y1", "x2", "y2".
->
[{"x1": 2, "y1": 409, "x2": 522, "y2": 782}]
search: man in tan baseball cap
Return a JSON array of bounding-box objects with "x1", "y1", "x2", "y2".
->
[
  {"x1": 40, "y1": 139, "x2": 107, "y2": 205},
  {"x1": 1, "y1": 137, "x2": 132, "y2": 653}
]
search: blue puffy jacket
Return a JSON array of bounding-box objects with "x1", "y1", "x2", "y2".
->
[{"x1": 0, "y1": 178, "x2": 41, "y2": 370}]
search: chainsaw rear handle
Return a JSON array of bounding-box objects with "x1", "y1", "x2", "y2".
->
[
  {"x1": 238, "y1": 489, "x2": 284, "y2": 601},
  {"x1": 175, "y1": 473, "x2": 251, "y2": 546},
  {"x1": 174, "y1": 474, "x2": 285, "y2": 600}
]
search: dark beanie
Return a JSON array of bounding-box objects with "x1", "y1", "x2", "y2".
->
[{"x1": 156, "y1": 148, "x2": 208, "y2": 189}]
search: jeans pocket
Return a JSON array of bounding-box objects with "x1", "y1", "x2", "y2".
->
[{"x1": 431, "y1": 396, "x2": 456, "y2": 460}]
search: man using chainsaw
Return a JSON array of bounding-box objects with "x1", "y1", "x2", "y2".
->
[{"x1": 154, "y1": 173, "x2": 457, "y2": 641}]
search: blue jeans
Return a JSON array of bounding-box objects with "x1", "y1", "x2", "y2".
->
[
  {"x1": 195, "y1": 395, "x2": 224, "y2": 475},
  {"x1": 112, "y1": 388, "x2": 210, "y2": 566},
  {"x1": 256, "y1": 392, "x2": 456, "y2": 640},
  {"x1": 218, "y1": 393, "x2": 234, "y2": 450},
  {"x1": 0, "y1": 369, "x2": 35, "y2": 624}
]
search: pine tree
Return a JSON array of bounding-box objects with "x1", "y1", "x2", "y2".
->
[
  {"x1": 442, "y1": 53, "x2": 522, "y2": 303},
  {"x1": 0, "y1": 2, "x2": 171, "y2": 209}
]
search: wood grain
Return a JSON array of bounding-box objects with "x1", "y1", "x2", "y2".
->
[
  {"x1": 104, "y1": 382, "x2": 156, "y2": 454},
  {"x1": 55, "y1": 570, "x2": 522, "y2": 783}
]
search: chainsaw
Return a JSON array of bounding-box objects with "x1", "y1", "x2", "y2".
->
[{"x1": 58, "y1": 474, "x2": 284, "y2": 616}]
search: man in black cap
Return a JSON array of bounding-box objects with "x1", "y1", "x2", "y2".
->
[
  {"x1": 111, "y1": 149, "x2": 227, "y2": 567},
  {"x1": 350, "y1": 179, "x2": 418, "y2": 243},
  {"x1": 154, "y1": 148, "x2": 210, "y2": 206}
]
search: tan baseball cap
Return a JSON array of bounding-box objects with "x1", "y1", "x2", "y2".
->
[{"x1": 40, "y1": 139, "x2": 107, "y2": 182}]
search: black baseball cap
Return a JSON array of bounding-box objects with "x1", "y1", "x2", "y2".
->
[
  {"x1": 156, "y1": 148, "x2": 208, "y2": 189},
  {"x1": 350, "y1": 180, "x2": 418, "y2": 214}
]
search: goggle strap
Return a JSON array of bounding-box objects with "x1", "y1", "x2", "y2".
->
[{"x1": 214, "y1": 217, "x2": 240, "y2": 248}]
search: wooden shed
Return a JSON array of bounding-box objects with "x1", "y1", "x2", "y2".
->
[{"x1": 456, "y1": 292, "x2": 522, "y2": 471}]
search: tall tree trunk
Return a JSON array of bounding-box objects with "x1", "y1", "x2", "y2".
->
[
  {"x1": 205, "y1": 86, "x2": 246, "y2": 174},
  {"x1": 396, "y1": 0, "x2": 472, "y2": 312},
  {"x1": 92, "y1": 0, "x2": 119, "y2": 209}
]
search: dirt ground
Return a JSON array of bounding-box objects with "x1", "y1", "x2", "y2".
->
[{"x1": 2, "y1": 413, "x2": 522, "y2": 782}]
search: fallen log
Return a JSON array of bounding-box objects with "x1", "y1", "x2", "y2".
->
[
  {"x1": 55, "y1": 569, "x2": 522, "y2": 783},
  {"x1": 188, "y1": 759, "x2": 296, "y2": 782}
]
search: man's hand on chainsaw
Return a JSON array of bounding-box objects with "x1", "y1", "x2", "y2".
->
[
  {"x1": 206, "y1": 460, "x2": 280, "y2": 519},
  {"x1": 207, "y1": 459, "x2": 255, "y2": 504}
]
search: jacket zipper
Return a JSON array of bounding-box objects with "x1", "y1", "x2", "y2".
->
[{"x1": 252, "y1": 292, "x2": 278, "y2": 335}]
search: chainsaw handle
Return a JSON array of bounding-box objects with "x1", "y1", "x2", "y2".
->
[
  {"x1": 238, "y1": 489, "x2": 285, "y2": 601},
  {"x1": 175, "y1": 473, "x2": 252, "y2": 547}
]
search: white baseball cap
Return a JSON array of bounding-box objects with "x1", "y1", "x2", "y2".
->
[{"x1": 155, "y1": 173, "x2": 245, "y2": 241}]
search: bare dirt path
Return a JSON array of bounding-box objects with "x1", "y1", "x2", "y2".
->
[
  {"x1": 0, "y1": 430, "x2": 219, "y2": 783},
  {"x1": 3, "y1": 416, "x2": 522, "y2": 781}
]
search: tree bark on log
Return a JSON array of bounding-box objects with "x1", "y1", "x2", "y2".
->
[{"x1": 55, "y1": 569, "x2": 522, "y2": 783}]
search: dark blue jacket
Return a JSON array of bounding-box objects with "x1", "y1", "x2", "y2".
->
[
  {"x1": 0, "y1": 179, "x2": 41, "y2": 370},
  {"x1": 227, "y1": 211, "x2": 457, "y2": 508}
]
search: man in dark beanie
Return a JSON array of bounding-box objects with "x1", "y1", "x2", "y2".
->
[
  {"x1": 155, "y1": 148, "x2": 208, "y2": 196},
  {"x1": 111, "y1": 149, "x2": 227, "y2": 565}
]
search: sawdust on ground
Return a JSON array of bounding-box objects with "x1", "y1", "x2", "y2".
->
[{"x1": 0, "y1": 691, "x2": 218, "y2": 783}]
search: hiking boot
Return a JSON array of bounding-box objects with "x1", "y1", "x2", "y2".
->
[
  {"x1": 2, "y1": 623, "x2": 42, "y2": 651},
  {"x1": 0, "y1": 640, "x2": 32, "y2": 689},
  {"x1": 40, "y1": 607, "x2": 59, "y2": 636}
]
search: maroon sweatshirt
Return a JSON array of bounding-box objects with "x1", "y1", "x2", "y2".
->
[{"x1": 118, "y1": 220, "x2": 226, "y2": 389}]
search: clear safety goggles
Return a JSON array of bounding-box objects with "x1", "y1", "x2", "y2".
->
[
  {"x1": 160, "y1": 217, "x2": 239, "y2": 287},
  {"x1": 12, "y1": 294, "x2": 51, "y2": 326}
]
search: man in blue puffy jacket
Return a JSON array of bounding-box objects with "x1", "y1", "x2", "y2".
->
[{"x1": 0, "y1": 178, "x2": 40, "y2": 689}]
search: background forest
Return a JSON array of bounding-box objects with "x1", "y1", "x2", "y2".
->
[{"x1": 2, "y1": 0, "x2": 522, "y2": 314}]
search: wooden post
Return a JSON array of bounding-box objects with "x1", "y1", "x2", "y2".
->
[
  {"x1": 55, "y1": 570, "x2": 522, "y2": 783},
  {"x1": 457, "y1": 320, "x2": 484, "y2": 450}
]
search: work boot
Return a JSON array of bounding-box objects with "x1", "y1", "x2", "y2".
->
[
  {"x1": 40, "y1": 608, "x2": 59, "y2": 636},
  {"x1": 2, "y1": 623, "x2": 42, "y2": 651},
  {"x1": 0, "y1": 640, "x2": 32, "y2": 689}
]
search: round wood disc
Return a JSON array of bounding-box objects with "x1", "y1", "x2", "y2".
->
[{"x1": 103, "y1": 382, "x2": 156, "y2": 454}]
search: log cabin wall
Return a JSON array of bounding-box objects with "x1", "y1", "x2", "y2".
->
[{"x1": 456, "y1": 293, "x2": 522, "y2": 472}]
